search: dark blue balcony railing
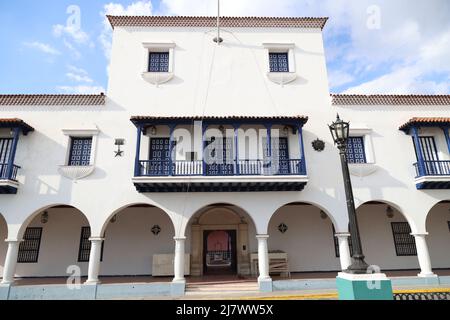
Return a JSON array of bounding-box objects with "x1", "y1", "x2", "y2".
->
[
  {"x1": 414, "y1": 160, "x2": 450, "y2": 177},
  {"x1": 138, "y1": 159, "x2": 305, "y2": 177},
  {"x1": 0, "y1": 163, "x2": 20, "y2": 181}
]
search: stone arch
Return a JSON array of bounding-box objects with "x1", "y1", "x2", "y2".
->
[
  {"x1": 355, "y1": 200, "x2": 419, "y2": 270},
  {"x1": 99, "y1": 202, "x2": 176, "y2": 237},
  {"x1": 269, "y1": 201, "x2": 340, "y2": 233},
  {"x1": 14, "y1": 204, "x2": 92, "y2": 278},
  {"x1": 99, "y1": 203, "x2": 175, "y2": 277},
  {"x1": 17, "y1": 203, "x2": 91, "y2": 240},
  {"x1": 185, "y1": 203, "x2": 257, "y2": 277},
  {"x1": 356, "y1": 200, "x2": 415, "y2": 232},
  {"x1": 267, "y1": 201, "x2": 342, "y2": 273},
  {"x1": 424, "y1": 200, "x2": 450, "y2": 269},
  {"x1": 181, "y1": 202, "x2": 258, "y2": 237}
]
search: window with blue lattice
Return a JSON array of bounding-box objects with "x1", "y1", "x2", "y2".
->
[
  {"x1": 346, "y1": 136, "x2": 366, "y2": 163},
  {"x1": 148, "y1": 52, "x2": 169, "y2": 72},
  {"x1": 68, "y1": 137, "x2": 93, "y2": 166},
  {"x1": 269, "y1": 52, "x2": 289, "y2": 72}
]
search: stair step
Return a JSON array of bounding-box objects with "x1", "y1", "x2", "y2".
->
[{"x1": 186, "y1": 282, "x2": 259, "y2": 294}]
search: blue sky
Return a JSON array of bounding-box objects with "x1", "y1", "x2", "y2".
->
[{"x1": 0, "y1": 0, "x2": 448, "y2": 94}]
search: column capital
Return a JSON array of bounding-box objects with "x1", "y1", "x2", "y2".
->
[
  {"x1": 256, "y1": 234, "x2": 269, "y2": 240},
  {"x1": 5, "y1": 238, "x2": 23, "y2": 243},
  {"x1": 89, "y1": 237, "x2": 105, "y2": 242},
  {"x1": 334, "y1": 232, "x2": 351, "y2": 238},
  {"x1": 174, "y1": 236, "x2": 186, "y2": 241},
  {"x1": 410, "y1": 232, "x2": 429, "y2": 237}
]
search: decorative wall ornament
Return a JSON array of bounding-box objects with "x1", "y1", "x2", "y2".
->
[
  {"x1": 278, "y1": 223, "x2": 288, "y2": 233},
  {"x1": 312, "y1": 138, "x2": 325, "y2": 151},
  {"x1": 151, "y1": 225, "x2": 161, "y2": 235},
  {"x1": 320, "y1": 210, "x2": 328, "y2": 220},
  {"x1": 114, "y1": 139, "x2": 125, "y2": 157},
  {"x1": 110, "y1": 215, "x2": 117, "y2": 223}
]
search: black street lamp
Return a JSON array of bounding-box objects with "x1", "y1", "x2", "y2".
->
[{"x1": 329, "y1": 114, "x2": 369, "y2": 274}]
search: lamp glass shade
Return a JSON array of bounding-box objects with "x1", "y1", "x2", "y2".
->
[{"x1": 329, "y1": 115, "x2": 350, "y2": 144}]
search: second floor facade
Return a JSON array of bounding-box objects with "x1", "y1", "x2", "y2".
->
[{"x1": 0, "y1": 16, "x2": 449, "y2": 235}]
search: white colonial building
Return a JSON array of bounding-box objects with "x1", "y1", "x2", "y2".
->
[{"x1": 0, "y1": 16, "x2": 449, "y2": 299}]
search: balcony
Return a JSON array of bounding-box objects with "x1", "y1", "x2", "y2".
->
[
  {"x1": 400, "y1": 117, "x2": 450, "y2": 190},
  {"x1": 0, "y1": 118, "x2": 34, "y2": 194},
  {"x1": 414, "y1": 161, "x2": 450, "y2": 189},
  {"x1": 131, "y1": 116, "x2": 309, "y2": 192}
]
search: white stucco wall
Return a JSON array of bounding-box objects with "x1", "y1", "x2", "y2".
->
[
  {"x1": 100, "y1": 206, "x2": 174, "y2": 276},
  {"x1": 268, "y1": 204, "x2": 341, "y2": 272},
  {"x1": 0, "y1": 23, "x2": 449, "y2": 278},
  {"x1": 14, "y1": 207, "x2": 89, "y2": 277},
  {"x1": 357, "y1": 204, "x2": 420, "y2": 270}
]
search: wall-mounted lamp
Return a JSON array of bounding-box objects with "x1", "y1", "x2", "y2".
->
[
  {"x1": 386, "y1": 206, "x2": 394, "y2": 219},
  {"x1": 218, "y1": 125, "x2": 225, "y2": 135},
  {"x1": 110, "y1": 215, "x2": 117, "y2": 223},
  {"x1": 114, "y1": 139, "x2": 125, "y2": 157},
  {"x1": 149, "y1": 126, "x2": 157, "y2": 136},
  {"x1": 320, "y1": 210, "x2": 328, "y2": 220},
  {"x1": 282, "y1": 126, "x2": 290, "y2": 136},
  {"x1": 41, "y1": 211, "x2": 49, "y2": 224}
]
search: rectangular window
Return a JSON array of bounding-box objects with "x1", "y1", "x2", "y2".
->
[
  {"x1": 0, "y1": 138, "x2": 13, "y2": 177},
  {"x1": 17, "y1": 227, "x2": 42, "y2": 263},
  {"x1": 391, "y1": 222, "x2": 417, "y2": 256},
  {"x1": 78, "y1": 227, "x2": 103, "y2": 262},
  {"x1": 346, "y1": 136, "x2": 366, "y2": 164},
  {"x1": 269, "y1": 52, "x2": 289, "y2": 72},
  {"x1": 68, "y1": 137, "x2": 92, "y2": 166},
  {"x1": 332, "y1": 225, "x2": 353, "y2": 258},
  {"x1": 148, "y1": 52, "x2": 169, "y2": 72}
]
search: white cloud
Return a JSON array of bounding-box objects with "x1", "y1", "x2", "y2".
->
[
  {"x1": 23, "y1": 41, "x2": 61, "y2": 55},
  {"x1": 66, "y1": 72, "x2": 93, "y2": 83},
  {"x1": 57, "y1": 85, "x2": 105, "y2": 94},
  {"x1": 328, "y1": 70, "x2": 355, "y2": 89},
  {"x1": 65, "y1": 65, "x2": 94, "y2": 83},
  {"x1": 67, "y1": 65, "x2": 88, "y2": 76},
  {"x1": 53, "y1": 24, "x2": 89, "y2": 44},
  {"x1": 99, "y1": 1, "x2": 153, "y2": 60},
  {"x1": 63, "y1": 39, "x2": 81, "y2": 59}
]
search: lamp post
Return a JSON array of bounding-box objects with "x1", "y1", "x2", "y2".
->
[{"x1": 329, "y1": 114, "x2": 369, "y2": 274}]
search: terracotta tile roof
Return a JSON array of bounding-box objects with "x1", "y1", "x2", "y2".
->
[
  {"x1": 107, "y1": 16, "x2": 328, "y2": 30},
  {"x1": 0, "y1": 94, "x2": 106, "y2": 106},
  {"x1": 331, "y1": 94, "x2": 450, "y2": 106},
  {"x1": 131, "y1": 115, "x2": 308, "y2": 125},
  {"x1": 0, "y1": 118, "x2": 34, "y2": 134},
  {"x1": 399, "y1": 117, "x2": 450, "y2": 132}
]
